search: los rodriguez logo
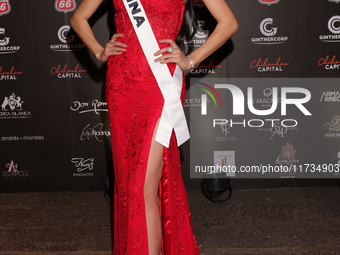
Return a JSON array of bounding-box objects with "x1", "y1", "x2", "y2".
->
[
  {"x1": 0, "y1": 0, "x2": 10, "y2": 17},
  {"x1": 54, "y1": 0, "x2": 77, "y2": 13}
]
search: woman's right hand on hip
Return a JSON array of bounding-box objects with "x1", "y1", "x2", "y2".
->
[{"x1": 97, "y1": 34, "x2": 127, "y2": 62}]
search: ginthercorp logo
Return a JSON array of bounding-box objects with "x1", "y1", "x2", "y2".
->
[
  {"x1": 0, "y1": 0, "x2": 11, "y2": 17},
  {"x1": 260, "y1": 18, "x2": 277, "y2": 36},
  {"x1": 320, "y1": 16, "x2": 340, "y2": 42},
  {"x1": 196, "y1": 82, "x2": 222, "y2": 115},
  {"x1": 54, "y1": 0, "x2": 77, "y2": 13},
  {"x1": 258, "y1": 0, "x2": 280, "y2": 5},
  {"x1": 252, "y1": 18, "x2": 288, "y2": 45},
  {"x1": 58, "y1": 25, "x2": 74, "y2": 44},
  {"x1": 71, "y1": 158, "x2": 94, "y2": 177},
  {"x1": 50, "y1": 25, "x2": 85, "y2": 52},
  {"x1": 2, "y1": 160, "x2": 29, "y2": 179},
  {"x1": 0, "y1": 28, "x2": 20, "y2": 54},
  {"x1": 185, "y1": 20, "x2": 209, "y2": 48}
]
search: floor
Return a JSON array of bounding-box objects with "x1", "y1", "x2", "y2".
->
[{"x1": 0, "y1": 186, "x2": 339, "y2": 255}]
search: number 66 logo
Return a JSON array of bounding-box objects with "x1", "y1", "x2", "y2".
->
[
  {"x1": 0, "y1": 0, "x2": 11, "y2": 17},
  {"x1": 55, "y1": 0, "x2": 77, "y2": 14}
]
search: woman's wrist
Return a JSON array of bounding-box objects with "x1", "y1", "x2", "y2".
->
[{"x1": 187, "y1": 54, "x2": 194, "y2": 69}]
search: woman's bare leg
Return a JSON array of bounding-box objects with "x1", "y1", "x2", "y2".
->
[{"x1": 144, "y1": 118, "x2": 163, "y2": 255}]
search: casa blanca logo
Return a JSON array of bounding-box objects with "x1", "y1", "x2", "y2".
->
[
  {"x1": 0, "y1": 93, "x2": 31, "y2": 119},
  {"x1": 0, "y1": 0, "x2": 10, "y2": 17},
  {"x1": 54, "y1": 0, "x2": 77, "y2": 13},
  {"x1": 2, "y1": 93, "x2": 23, "y2": 111}
]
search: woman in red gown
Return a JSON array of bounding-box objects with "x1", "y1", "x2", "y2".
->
[{"x1": 71, "y1": 0, "x2": 238, "y2": 254}]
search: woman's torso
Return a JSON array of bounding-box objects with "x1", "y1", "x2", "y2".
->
[{"x1": 107, "y1": 0, "x2": 184, "y2": 85}]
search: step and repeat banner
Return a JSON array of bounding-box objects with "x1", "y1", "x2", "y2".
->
[{"x1": 0, "y1": 0, "x2": 339, "y2": 192}]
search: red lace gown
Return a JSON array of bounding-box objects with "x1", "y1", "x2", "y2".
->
[{"x1": 105, "y1": 0, "x2": 200, "y2": 254}]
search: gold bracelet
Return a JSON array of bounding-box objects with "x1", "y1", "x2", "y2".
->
[{"x1": 187, "y1": 54, "x2": 194, "y2": 69}]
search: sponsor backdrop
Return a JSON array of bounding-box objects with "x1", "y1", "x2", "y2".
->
[{"x1": 0, "y1": 0, "x2": 339, "y2": 192}]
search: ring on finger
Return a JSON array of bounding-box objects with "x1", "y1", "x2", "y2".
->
[{"x1": 168, "y1": 46, "x2": 174, "y2": 54}]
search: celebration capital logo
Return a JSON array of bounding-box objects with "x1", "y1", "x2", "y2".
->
[
  {"x1": 0, "y1": 0, "x2": 11, "y2": 17},
  {"x1": 258, "y1": 0, "x2": 280, "y2": 5},
  {"x1": 54, "y1": 0, "x2": 77, "y2": 13}
]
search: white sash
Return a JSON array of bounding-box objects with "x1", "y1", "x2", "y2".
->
[{"x1": 121, "y1": 0, "x2": 190, "y2": 148}]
